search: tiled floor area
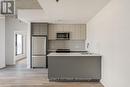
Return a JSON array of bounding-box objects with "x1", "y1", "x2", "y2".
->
[{"x1": 0, "y1": 59, "x2": 104, "y2": 87}]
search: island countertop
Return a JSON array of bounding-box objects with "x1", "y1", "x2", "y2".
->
[
  {"x1": 47, "y1": 53, "x2": 101, "y2": 57},
  {"x1": 48, "y1": 52, "x2": 102, "y2": 81}
]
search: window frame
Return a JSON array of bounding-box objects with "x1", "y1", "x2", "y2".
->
[{"x1": 15, "y1": 33, "x2": 24, "y2": 56}]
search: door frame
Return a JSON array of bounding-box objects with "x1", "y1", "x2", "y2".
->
[{"x1": 14, "y1": 31, "x2": 27, "y2": 65}]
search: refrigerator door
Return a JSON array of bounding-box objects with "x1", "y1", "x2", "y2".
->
[
  {"x1": 32, "y1": 36, "x2": 46, "y2": 68},
  {"x1": 32, "y1": 56, "x2": 46, "y2": 68},
  {"x1": 32, "y1": 36, "x2": 46, "y2": 56}
]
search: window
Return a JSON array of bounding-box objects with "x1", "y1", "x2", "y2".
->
[{"x1": 16, "y1": 34, "x2": 23, "y2": 55}]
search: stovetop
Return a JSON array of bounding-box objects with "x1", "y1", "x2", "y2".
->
[{"x1": 56, "y1": 49, "x2": 70, "y2": 53}]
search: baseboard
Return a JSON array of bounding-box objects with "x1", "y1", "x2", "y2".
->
[
  {"x1": 0, "y1": 65, "x2": 6, "y2": 69},
  {"x1": 101, "y1": 79, "x2": 108, "y2": 87},
  {"x1": 16, "y1": 57, "x2": 26, "y2": 62}
]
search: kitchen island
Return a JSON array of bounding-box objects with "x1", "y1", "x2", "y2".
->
[{"x1": 47, "y1": 53, "x2": 101, "y2": 81}]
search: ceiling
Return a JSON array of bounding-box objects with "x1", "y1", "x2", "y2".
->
[
  {"x1": 18, "y1": 0, "x2": 110, "y2": 24},
  {"x1": 15, "y1": 0, "x2": 42, "y2": 9}
]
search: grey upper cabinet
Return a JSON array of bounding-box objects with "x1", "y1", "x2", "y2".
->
[
  {"x1": 31, "y1": 23, "x2": 48, "y2": 35},
  {"x1": 48, "y1": 24, "x2": 86, "y2": 40}
]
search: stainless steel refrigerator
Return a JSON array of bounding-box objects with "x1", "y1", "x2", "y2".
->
[{"x1": 32, "y1": 36, "x2": 46, "y2": 68}]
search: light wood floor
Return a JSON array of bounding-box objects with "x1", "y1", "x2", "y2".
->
[{"x1": 0, "y1": 59, "x2": 104, "y2": 87}]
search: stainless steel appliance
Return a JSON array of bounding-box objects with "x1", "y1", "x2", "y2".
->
[
  {"x1": 32, "y1": 36, "x2": 46, "y2": 68},
  {"x1": 56, "y1": 32, "x2": 70, "y2": 40}
]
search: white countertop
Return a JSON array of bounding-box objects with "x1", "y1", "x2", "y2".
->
[
  {"x1": 47, "y1": 53, "x2": 101, "y2": 56},
  {"x1": 48, "y1": 50, "x2": 88, "y2": 52}
]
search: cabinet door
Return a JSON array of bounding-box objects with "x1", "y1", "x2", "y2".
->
[
  {"x1": 80, "y1": 25, "x2": 86, "y2": 40},
  {"x1": 68, "y1": 24, "x2": 75, "y2": 40},
  {"x1": 55, "y1": 24, "x2": 64, "y2": 32},
  {"x1": 39, "y1": 24, "x2": 48, "y2": 35},
  {"x1": 70, "y1": 25, "x2": 80, "y2": 40},
  {"x1": 76, "y1": 25, "x2": 81, "y2": 40},
  {"x1": 63, "y1": 24, "x2": 71, "y2": 32},
  {"x1": 32, "y1": 23, "x2": 48, "y2": 35},
  {"x1": 71, "y1": 24, "x2": 86, "y2": 40},
  {"x1": 32, "y1": 24, "x2": 40, "y2": 35},
  {"x1": 48, "y1": 25, "x2": 55, "y2": 40}
]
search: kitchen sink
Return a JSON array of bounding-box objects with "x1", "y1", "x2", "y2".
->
[{"x1": 80, "y1": 52, "x2": 94, "y2": 55}]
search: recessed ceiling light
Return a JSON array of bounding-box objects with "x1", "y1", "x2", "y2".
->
[{"x1": 56, "y1": 0, "x2": 59, "y2": 2}]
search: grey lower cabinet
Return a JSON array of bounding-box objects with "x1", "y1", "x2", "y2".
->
[{"x1": 48, "y1": 56, "x2": 101, "y2": 81}]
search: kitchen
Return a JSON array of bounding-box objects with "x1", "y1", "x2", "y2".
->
[
  {"x1": 31, "y1": 23, "x2": 101, "y2": 81},
  {"x1": 0, "y1": 0, "x2": 129, "y2": 87}
]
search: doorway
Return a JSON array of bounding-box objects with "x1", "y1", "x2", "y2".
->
[{"x1": 14, "y1": 32, "x2": 27, "y2": 68}]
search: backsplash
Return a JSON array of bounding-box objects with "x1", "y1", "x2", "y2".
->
[{"x1": 48, "y1": 40, "x2": 85, "y2": 51}]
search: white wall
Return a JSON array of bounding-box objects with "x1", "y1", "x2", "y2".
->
[
  {"x1": 5, "y1": 16, "x2": 28, "y2": 65},
  {"x1": 0, "y1": 17, "x2": 5, "y2": 68},
  {"x1": 0, "y1": 0, "x2": 5, "y2": 68},
  {"x1": 87, "y1": 0, "x2": 130, "y2": 87},
  {"x1": 26, "y1": 22, "x2": 31, "y2": 68}
]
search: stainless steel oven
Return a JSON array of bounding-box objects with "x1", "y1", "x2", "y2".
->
[{"x1": 56, "y1": 32, "x2": 70, "y2": 40}]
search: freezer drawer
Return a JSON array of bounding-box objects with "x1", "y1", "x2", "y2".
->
[{"x1": 32, "y1": 56, "x2": 46, "y2": 68}]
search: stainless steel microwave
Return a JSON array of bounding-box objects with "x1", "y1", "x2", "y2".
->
[{"x1": 56, "y1": 32, "x2": 70, "y2": 40}]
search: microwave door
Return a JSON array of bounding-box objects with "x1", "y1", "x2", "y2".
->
[{"x1": 57, "y1": 33, "x2": 70, "y2": 40}]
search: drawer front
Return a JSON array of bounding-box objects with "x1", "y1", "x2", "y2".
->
[{"x1": 32, "y1": 56, "x2": 46, "y2": 68}]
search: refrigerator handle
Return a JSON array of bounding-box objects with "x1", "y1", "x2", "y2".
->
[{"x1": 44, "y1": 38, "x2": 46, "y2": 55}]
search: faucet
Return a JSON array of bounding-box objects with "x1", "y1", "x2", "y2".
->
[{"x1": 87, "y1": 43, "x2": 89, "y2": 49}]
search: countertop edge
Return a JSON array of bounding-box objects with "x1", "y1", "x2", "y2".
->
[{"x1": 47, "y1": 53, "x2": 102, "y2": 57}]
